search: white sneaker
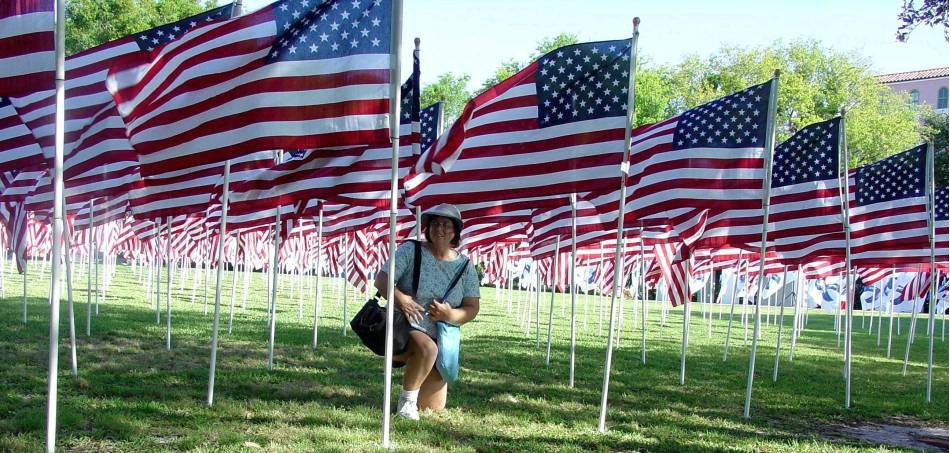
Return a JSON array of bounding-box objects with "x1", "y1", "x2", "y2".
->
[{"x1": 396, "y1": 397, "x2": 420, "y2": 420}]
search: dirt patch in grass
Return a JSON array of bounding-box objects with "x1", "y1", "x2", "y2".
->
[{"x1": 823, "y1": 416, "x2": 948, "y2": 452}]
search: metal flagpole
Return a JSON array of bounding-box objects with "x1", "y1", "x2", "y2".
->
[
  {"x1": 155, "y1": 218, "x2": 162, "y2": 324},
  {"x1": 46, "y1": 0, "x2": 66, "y2": 447},
  {"x1": 85, "y1": 199, "x2": 94, "y2": 336},
  {"x1": 267, "y1": 195, "x2": 282, "y2": 370},
  {"x1": 924, "y1": 142, "x2": 936, "y2": 402},
  {"x1": 679, "y1": 272, "x2": 689, "y2": 385},
  {"x1": 312, "y1": 208, "x2": 324, "y2": 350},
  {"x1": 342, "y1": 232, "x2": 349, "y2": 336},
  {"x1": 789, "y1": 269, "x2": 803, "y2": 361},
  {"x1": 228, "y1": 232, "x2": 239, "y2": 334},
  {"x1": 772, "y1": 266, "x2": 788, "y2": 381},
  {"x1": 639, "y1": 229, "x2": 647, "y2": 364},
  {"x1": 569, "y1": 193, "x2": 578, "y2": 387},
  {"x1": 63, "y1": 213, "x2": 77, "y2": 378},
  {"x1": 599, "y1": 17, "x2": 639, "y2": 432},
  {"x1": 380, "y1": 6, "x2": 403, "y2": 446},
  {"x1": 545, "y1": 236, "x2": 560, "y2": 366},
  {"x1": 742, "y1": 71, "x2": 780, "y2": 419},
  {"x1": 838, "y1": 111, "x2": 855, "y2": 407},
  {"x1": 165, "y1": 216, "x2": 173, "y2": 350},
  {"x1": 207, "y1": 160, "x2": 231, "y2": 406},
  {"x1": 887, "y1": 267, "x2": 897, "y2": 357},
  {"x1": 723, "y1": 251, "x2": 744, "y2": 361}
]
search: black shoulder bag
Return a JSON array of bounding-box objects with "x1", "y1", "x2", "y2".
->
[{"x1": 349, "y1": 240, "x2": 421, "y2": 356}]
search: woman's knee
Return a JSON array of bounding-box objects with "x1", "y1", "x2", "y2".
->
[{"x1": 410, "y1": 332, "x2": 438, "y2": 360}]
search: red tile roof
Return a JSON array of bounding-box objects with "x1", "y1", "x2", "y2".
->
[{"x1": 875, "y1": 67, "x2": 949, "y2": 84}]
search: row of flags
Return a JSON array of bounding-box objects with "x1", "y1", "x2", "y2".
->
[{"x1": 0, "y1": 0, "x2": 946, "y2": 308}]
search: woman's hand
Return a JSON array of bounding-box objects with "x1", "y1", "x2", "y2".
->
[
  {"x1": 398, "y1": 297, "x2": 426, "y2": 324},
  {"x1": 427, "y1": 299, "x2": 451, "y2": 322}
]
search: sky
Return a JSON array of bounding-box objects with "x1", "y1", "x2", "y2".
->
[{"x1": 238, "y1": 0, "x2": 949, "y2": 91}]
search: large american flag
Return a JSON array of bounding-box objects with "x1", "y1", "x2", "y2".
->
[
  {"x1": 406, "y1": 39, "x2": 632, "y2": 207},
  {"x1": 0, "y1": 97, "x2": 45, "y2": 171},
  {"x1": 849, "y1": 145, "x2": 931, "y2": 267},
  {"x1": 8, "y1": 5, "x2": 234, "y2": 209},
  {"x1": 225, "y1": 55, "x2": 422, "y2": 214},
  {"x1": 0, "y1": 0, "x2": 54, "y2": 97},
  {"x1": 622, "y1": 80, "x2": 774, "y2": 253},
  {"x1": 108, "y1": 0, "x2": 393, "y2": 177},
  {"x1": 764, "y1": 117, "x2": 844, "y2": 263}
]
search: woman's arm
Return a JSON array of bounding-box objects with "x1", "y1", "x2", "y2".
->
[
  {"x1": 428, "y1": 297, "x2": 479, "y2": 325},
  {"x1": 374, "y1": 271, "x2": 425, "y2": 323}
]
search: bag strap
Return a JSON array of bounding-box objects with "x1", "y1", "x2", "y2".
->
[
  {"x1": 411, "y1": 239, "x2": 422, "y2": 296},
  {"x1": 440, "y1": 258, "x2": 470, "y2": 301}
]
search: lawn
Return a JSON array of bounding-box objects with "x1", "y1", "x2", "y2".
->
[{"x1": 0, "y1": 259, "x2": 946, "y2": 452}]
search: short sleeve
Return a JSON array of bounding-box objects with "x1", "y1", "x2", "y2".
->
[
  {"x1": 378, "y1": 241, "x2": 414, "y2": 284},
  {"x1": 462, "y1": 259, "x2": 480, "y2": 298}
]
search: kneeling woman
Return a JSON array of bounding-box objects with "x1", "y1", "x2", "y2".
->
[{"x1": 374, "y1": 204, "x2": 481, "y2": 420}]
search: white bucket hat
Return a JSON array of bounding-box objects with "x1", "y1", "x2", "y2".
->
[{"x1": 420, "y1": 204, "x2": 463, "y2": 233}]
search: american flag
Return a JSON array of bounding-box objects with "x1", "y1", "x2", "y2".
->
[
  {"x1": 901, "y1": 271, "x2": 931, "y2": 301},
  {"x1": 849, "y1": 145, "x2": 931, "y2": 267},
  {"x1": 653, "y1": 242, "x2": 690, "y2": 307},
  {"x1": 0, "y1": 97, "x2": 44, "y2": 171},
  {"x1": 0, "y1": 0, "x2": 54, "y2": 97},
  {"x1": 623, "y1": 80, "x2": 774, "y2": 253},
  {"x1": 108, "y1": 0, "x2": 394, "y2": 177},
  {"x1": 935, "y1": 186, "x2": 948, "y2": 264},
  {"x1": 226, "y1": 54, "x2": 421, "y2": 213},
  {"x1": 8, "y1": 5, "x2": 234, "y2": 209},
  {"x1": 406, "y1": 39, "x2": 632, "y2": 207},
  {"x1": 765, "y1": 117, "x2": 844, "y2": 263}
]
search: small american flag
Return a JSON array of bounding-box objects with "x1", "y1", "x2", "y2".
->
[
  {"x1": 109, "y1": 0, "x2": 394, "y2": 177},
  {"x1": 849, "y1": 145, "x2": 931, "y2": 267},
  {"x1": 935, "y1": 186, "x2": 948, "y2": 264},
  {"x1": 765, "y1": 117, "x2": 844, "y2": 263},
  {"x1": 623, "y1": 80, "x2": 774, "y2": 253}
]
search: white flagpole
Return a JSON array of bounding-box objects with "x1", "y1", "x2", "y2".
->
[
  {"x1": 887, "y1": 267, "x2": 897, "y2": 357},
  {"x1": 839, "y1": 112, "x2": 855, "y2": 408},
  {"x1": 85, "y1": 199, "x2": 94, "y2": 335},
  {"x1": 639, "y1": 229, "x2": 647, "y2": 364},
  {"x1": 381, "y1": 4, "x2": 403, "y2": 446},
  {"x1": 155, "y1": 218, "x2": 162, "y2": 324},
  {"x1": 599, "y1": 18, "x2": 639, "y2": 433},
  {"x1": 568, "y1": 193, "x2": 578, "y2": 387},
  {"x1": 228, "y1": 231, "x2": 239, "y2": 334},
  {"x1": 679, "y1": 278, "x2": 689, "y2": 385},
  {"x1": 545, "y1": 236, "x2": 560, "y2": 366},
  {"x1": 46, "y1": 0, "x2": 66, "y2": 448},
  {"x1": 207, "y1": 159, "x2": 231, "y2": 406},
  {"x1": 267, "y1": 202, "x2": 282, "y2": 370},
  {"x1": 723, "y1": 251, "x2": 744, "y2": 361},
  {"x1": 924, "y1": 142, "x2": 936, "y2": 402},
  {"x1": 63, "y1": 214, "x2": 77, "y2": 378},
  {"x1": 772, "y1": 265, "x2": 788, "y2": 381},
  {"x1": 165, "y1": 216, "x2": 173, "y2": 350},
  {"x1": 311, "y1": 209, "x2": 324, "y2": 350},
  {"x1": 743, "y1": 71, "x2": 780, "y2": 419}
]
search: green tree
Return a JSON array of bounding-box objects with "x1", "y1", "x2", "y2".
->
[
  {"x1": 420, "y1": 72, "x2": 471, "y2": 126},
  {"x1": 478, "y1": 33, "x2": 579, "y2": 93},
  {"x1": 897, "y1": 0, "x2": 949, "y2": 42},
  {"x1": 662, "y1": 40, "x2": 922, "y2": 167},
  {"x1": 921, "y1": 110, "x2": 949, "y2": 187},
  {"x1": 66, "y1": 0, "x2": 216, "y2": 56}
]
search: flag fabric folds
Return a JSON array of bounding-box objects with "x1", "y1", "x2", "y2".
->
[
  {"x1": 407, "y1": 39, "x2": 632, "y2": 207},
  {"x1": 0, "y1": 0, "x2": 54, "y2": 97},
  {"x1": 108, "y1": 0, "x2": 393, "y2": 177}
]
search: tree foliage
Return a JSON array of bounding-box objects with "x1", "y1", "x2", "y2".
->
[
  {"x1": 420, "y1": 72, "x2": 471, "y2": 125},
  {"x1": 653, "y1": 40, "x2": 923, "y2": 167},
  {"x1": 478, "y1": 33, "x2": 579, "y2": 93},
  {"x1": 897, "y1": 0, "x2": 949, "y2": 42},
  {"x1": 65, "y1": 0, "x2": 215, "y2": 56},
  {"x1": 921, "y1": 110, "x2": 949, "y2": 187}
]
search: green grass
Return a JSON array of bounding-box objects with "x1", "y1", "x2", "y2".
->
[{"x1": 0, "y1": 259, "x2": 946, "y2": 452}]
